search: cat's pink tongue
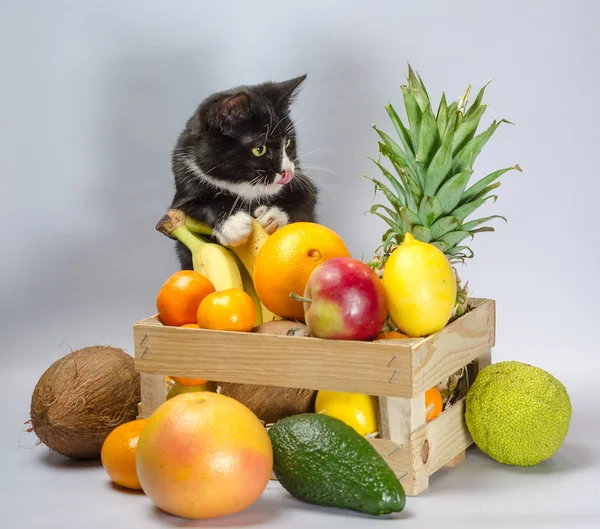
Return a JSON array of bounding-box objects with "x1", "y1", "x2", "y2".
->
[{"x1": 279, "y1": 169, "x2": 294, "y2": 185}]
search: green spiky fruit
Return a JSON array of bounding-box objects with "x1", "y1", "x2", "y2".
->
[
  {"x1": 465, "y1": 361, "x2": 571, "y2": 466},
  {"x1": 366, "y1": 65, "x2": 521, "y2": 275}
]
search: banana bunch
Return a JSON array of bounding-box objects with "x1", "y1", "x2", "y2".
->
[{"x1": 155, "y1": 209, "x2": 277, "y2": 325}]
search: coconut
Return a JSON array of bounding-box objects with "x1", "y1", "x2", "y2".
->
[
  {"x1": 217, "y1": 382, "x2": 316, "y2": 425},
  {"x1": 29, "y1": 345, "x2": 140, "y2": 459}
]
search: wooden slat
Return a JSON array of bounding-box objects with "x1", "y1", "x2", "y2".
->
[
  {"x1": 138, "y1": 373, "x2": 168, "y2": 418},
  {"x1": 410, "y1": 299, "x2": 495, "y2": 395},
  {"x1": 134, "y1": 324, "x2": 414, "y2": 398},
  {"x1": 378, "y1": 395, "x2": 426, "y2": 448},
  {"x1": 368, "y1": 438, "x2": 412, "y2": 476},
  {"x1": 410, "y1": 398, "x2": 473, "y2": 476},
  {"x1": 135, "y1": 314, "x2": 163, "y2": 327}
]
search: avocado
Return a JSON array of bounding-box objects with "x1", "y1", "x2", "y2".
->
[{"x1": 268, "y1": 413, "x2": 405, "y2": 516}]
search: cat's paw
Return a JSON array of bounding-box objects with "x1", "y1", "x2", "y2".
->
[
  {"x1": 254, "y1": 206, "x2": 289, "y2": 234},
  {"x1": 215, "y1": 212, "x2": 253, "y2": 246}
]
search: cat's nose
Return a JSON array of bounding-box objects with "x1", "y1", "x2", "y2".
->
[{"x1": 280, "y1": 169, "x2": 294, "y2": 185}]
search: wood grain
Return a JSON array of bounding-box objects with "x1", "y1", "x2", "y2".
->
[
  {"x1": 378, "y1": 395, "x2": 426, "y2": 448},
  {"x1": 138, "y1": 373, "x2": 168, "y2": 419},
  {"x1": 410, "y1": 397, "x2": 473, "y2": 476},
  {"x1": 133, "y1": 299, "x2": 494, "y2": 399},
  {"x1": 411, "y1": 299, "x2": 495, "y2": 394},
  {"x1": 134, "y1": 324, "x2": 414, "y2": 397}
]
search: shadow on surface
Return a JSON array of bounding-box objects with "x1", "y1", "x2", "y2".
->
[
  {"x1": 149, "y1": 494, "x2": 285, "y2": 527},
  {"x1": 108, "y1": 480, "x2": 145, "y2": 496},
  {"x1": 38, "y1": 448, "x2": 103, "y2": 469},
  {"x1": 427, "y1": 442, "x2": 596, "y2": 495},
  {"x1": 276, "y1": 492, "x2": 414, "y2": 522}
]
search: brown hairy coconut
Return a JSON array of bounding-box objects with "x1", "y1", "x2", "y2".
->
[
  {"x1": 29, "y1": 345, "x2": 140, "y2": 459},
  {"x1": 217, "y1": 382, "x2": 316, "y2": 425}
]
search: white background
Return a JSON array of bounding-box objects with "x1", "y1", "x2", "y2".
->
[{"x1": 1, "y1": 1, "x2": 599, "y2": 528}]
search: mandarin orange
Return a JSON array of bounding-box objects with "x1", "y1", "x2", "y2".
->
[
  {"x1": 100, "y1": 419, "x2": 147, "y2": 490},
  {"x1": 425, "y1": 387, "x2": 443, "y2": 422},
  {"x1": 374, "y1": 331, "x2": 410, "y2": 340},
  {"x1": 197, "y1": 288, "x2": 256, "y2": 332},
  {"x1": 156, "y1": 271, "x2": 215, "y2": 326}
]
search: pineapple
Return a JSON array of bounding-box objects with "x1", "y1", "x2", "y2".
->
[
  {"x1": 366, "y1": 66, "x2": 520, "y2": 407},
  {"x1": 366, "y1": 65, "x2": 520, "y2": 318}
]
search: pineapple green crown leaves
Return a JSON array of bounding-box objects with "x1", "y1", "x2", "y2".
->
[{"x1": 365, "y1": 64, "x2": 521, "y2": 268}]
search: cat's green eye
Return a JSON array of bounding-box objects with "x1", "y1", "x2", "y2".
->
[
  {"x1": 252, "y1": 145, "x2": 267, "y2": 157},
  {"x1": 285, "y1": 138, "x2": 292, "y2": 148}
]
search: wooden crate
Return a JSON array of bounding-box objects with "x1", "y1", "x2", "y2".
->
[{"x1": 133, "y1": 297, "x2": 495, "y2": 496}]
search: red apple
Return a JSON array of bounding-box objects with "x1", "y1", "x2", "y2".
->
[{"x1": 292, "y1": 257, "x2": 388, "y2": 341}]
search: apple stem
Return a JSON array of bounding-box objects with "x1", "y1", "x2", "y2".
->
[{"x1": 289, "y1": 292, "x2": 312, "y2": 303}]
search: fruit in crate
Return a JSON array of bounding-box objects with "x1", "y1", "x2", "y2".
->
[
  {"x1": 197, "y1": 288, "x2": 256, "y2": 332},
  {"x1": 166, "y1": 209, "x2": 278, "y2": 324},
  {"x1": 253, "y1": 222, "x2": 351, "y2": 320},
  {"x1": 28, "y1": 346, "x2": 140, "y2": 459},
  {"x1": 382, "y1": 232, "x2": 457, "y2": 337},
  {"x1": 101, "y1": 419, "x2": 147, "y2": 490},
  {"x1": 365, "y1": 65, "x2": 520, "y2": 320},
  {"x1": 315, "y1": 390, "x2": 379, "y2": 437},
  {"x1": 167, "y1": 381, "x2": 216, "y2": 400},
  {"x1": 425, "y1": 387, "x2": 443, "y2": 422},
  {"x1": 217, "y1": 383, "x2": 317, "y2": 425},
  {"x1": 374, "y1": 330, "x2": 409, "y2": 340},
  {"x1": 252, "y1": 319, "x2": 310, "y2": 337},
  {"x1": 136, "y1": 392, "x2": 273, "y2": 519},
  {"x1": 156, "y1": 270, "x2": 215, "y2": 326},
  {"x1": 465, "y1": 361, "x2": 571, "y2": 466},
  {"x1": 269, "y1": 413, "x2": 405, "y2": 516},
  {"x1": 292, "y1": 257, "x2": 388, "y2": 341},
  {"x1": 168, "y1": 376, "x2": 208, "y2": 386}
]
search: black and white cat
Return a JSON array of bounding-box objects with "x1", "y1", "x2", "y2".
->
[{"x1": 169, "y1": 75, "x2": 318, "y2": 270}]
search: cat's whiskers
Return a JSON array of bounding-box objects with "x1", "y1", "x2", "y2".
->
[
  {"x1": 294, "y1": 147, "x2": 336, "y2": 160},
  {"x1": 293, "y1": 172, "x2": 320, "y2": 197},
  {"x1": 297, "y1": 163, "x2": 342, "y2": 180}
]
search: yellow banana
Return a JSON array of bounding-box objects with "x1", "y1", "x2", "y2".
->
[
  {"x1": 155, "y1": 211, "x2": 243, "y2": 292},
  {"x1": 182, "y1": 214, "x2": 269, "y2": 277},
  {"x1": 233, "y1": 253, "x2": 263, "y2": 326},
  {"x1": 181, "y1": 212, "x2": 279, "y2": 321}
]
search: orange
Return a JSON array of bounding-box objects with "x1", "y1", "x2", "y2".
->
[
  {"x1": 374, "y1": 331, "x2": 410, "y2": 340},
  {"x1": 136, "y1": 392, "x2": 273, "y2": 520},
  {"x1": 169, "y1": 376, "x2": 208, "y2": 386},
  {"x1": 425, "y1": 387, "x2": 443, "y2": 422},
  {"x1": 156, "y1": 271, "x2": 215, "y2": 326},
  {"x1": 253, "y1": 222, "x2": 351, "y2": 320},
  {"x1": 197, "y1": 288, "x2": 256, "y2": 332},
  {"x1": 180, "y1": 323, "x2": 200, "y2": 329},
  {"x1": 101, "y1": 419, "x2": 147, "y2": 490}
]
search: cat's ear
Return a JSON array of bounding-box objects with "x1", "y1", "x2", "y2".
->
[
  {"x1": 216, "y1": 93, "x2": 251, "y2": 132},
  {"x1": 195, "y1": 93, "x2": 251, "y2": 135},
  {"x1": 270, "y1": 74, "x2": 307, "y2": 109}
]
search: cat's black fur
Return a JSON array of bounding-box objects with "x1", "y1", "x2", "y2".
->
[{"x1": 169, "y1": 75, "x2": 318, "y2": 270}]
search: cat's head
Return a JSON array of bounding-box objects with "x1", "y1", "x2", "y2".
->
[{"x1": 175, "y1": 75, "x2": 307, "y2": 199}]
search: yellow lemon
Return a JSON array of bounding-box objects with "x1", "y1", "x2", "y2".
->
[
  {"x1": 382, "y1": 232, "x2": 457, "y2": 337},
  {"x1": 315, "y1": 390, "x2": 379, "y2": 437}
]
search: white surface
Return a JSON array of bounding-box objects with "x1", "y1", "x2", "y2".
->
[
  {"x1": 2, "y1": 367, "x2": 599, "y2": 529},
  {"x1": 1, "y1": 0, "x2": 599, "y2": 527}
]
